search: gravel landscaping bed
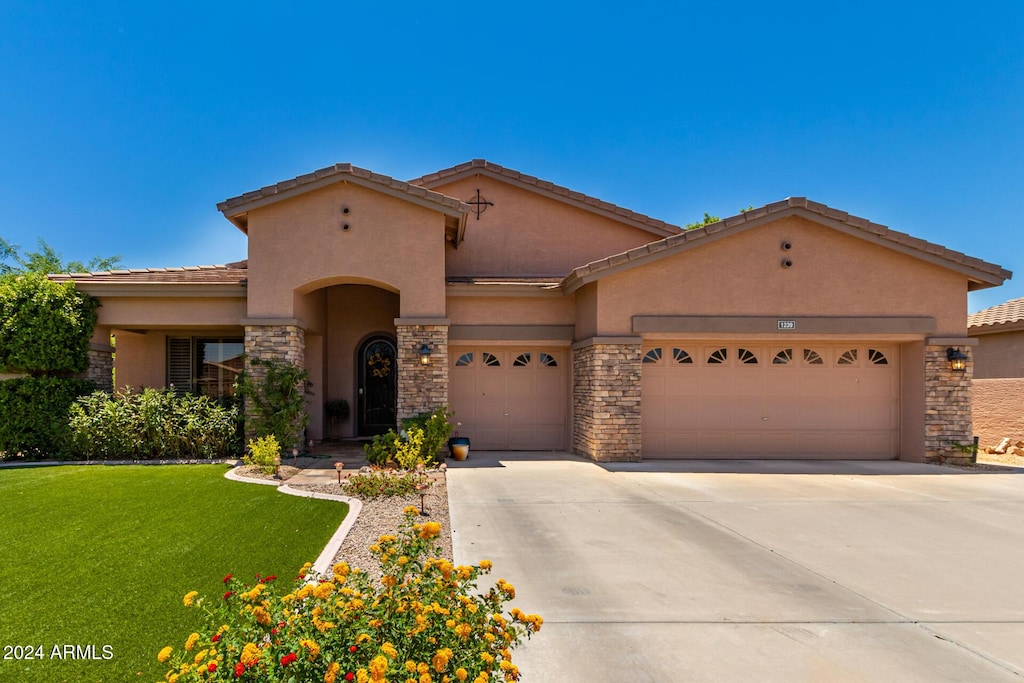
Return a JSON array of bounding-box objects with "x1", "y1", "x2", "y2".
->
[{"x1": 234, "y1": 464, "x2": 453, "y2": 581}]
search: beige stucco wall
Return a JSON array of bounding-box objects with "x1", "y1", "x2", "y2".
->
[
  {"x1": 435, "y1": 176, "x2": 666, "y2": 277},
  {"x1": 972, "y1": 330, "x2": 1024, "y2": 379},
  {"x1": 446, "y1": 294, "x2": 574, "y2": 325},
  {"x1": 595, "y1": 217, "x2": 969, "y2": 335},
  {"x1": 95, "y1": 296, "x2": 246, "y2": 329},
  {"x1": 899, "y1": 340, "x2": 926, "y2": 461},
  {"x1": 245, "y1": 183, "x2": 447, "y2": 319},
  {"x1": 973, "y1": 378, "x2": 1024, "y2": 447}
]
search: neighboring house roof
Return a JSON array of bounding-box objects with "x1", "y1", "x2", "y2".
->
[
  {"x1": 217, "y1": 163, "x2": 471, "y2": 244},
  {"x1": 49, "y1": 261, "x2": 248, "y2": 289},
  {"x1": 969, "y1": 297, "x2": 1024, "y2": 334},
  {"x1": 561, "y1": 197, "x2": 1011, "y2": 293},
  {"x1": 409, "y1": 159, "x2": 681, "y2": 239}
]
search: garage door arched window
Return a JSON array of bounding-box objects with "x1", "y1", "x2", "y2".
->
[
  {"x1": 868, "y1": 349, "x2": 889, "y2": 365},
  {"x1": 482, "y1": 352, "x2": 501, "y2": 367},
  {"x1": 773, "y1": 349, "x2": 793, "y2": 365},
  {"x1": 672, "y1": 348, "x2": 693, "y2": 364},
  {"x1": 803, "y1": 349, "x2": 824, "y2": 365},
  {"x1": 707, "y1": 348, "x2": 728, "y2": 364},
  {"x1": 643, "y1": 348, "x2": 663, "y2": 364},
  {"x1": 738, "y1": 348, "x2": 758, "y2": 364},
  {"x1": 539, "y1": 352, "x2": 558, "y2": 367},
  {"x1": 513, "y1": 352, "x2": 531, "y2": 367},
  {"x1": 838, "y1": 349, "x2": 858, "y2": 365},
  {"x1": 455, "y1": 352, "x2": 474, "y2": 367}
]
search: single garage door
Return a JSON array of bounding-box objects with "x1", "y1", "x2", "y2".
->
[
  {"x1": 449, "y1": 347, "x2": 568, "y2": 450},
  {"x1": 642, "y1": 343, "x2": 899, "y2": 458}
]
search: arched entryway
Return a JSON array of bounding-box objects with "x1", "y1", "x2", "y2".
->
[{"x1": 358, "y1": 335, "x2": 397, "y2": 436}]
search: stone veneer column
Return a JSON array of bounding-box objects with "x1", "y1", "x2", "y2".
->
[
  {"x1": 395, "y1": 318, "x2": 449, "y2": 421},
  {"x1": 924, "y1": 338, "x2": 975, "y2": 464},
  {"x1": 83, "y1": 343, "x2": 114, "y2": 392},
  {"x1": 572, "y1": 337, "x2": 642, "y2": 462},
  {"x1": 243, "y1": 320, "x2": 306, "y2": 444}
]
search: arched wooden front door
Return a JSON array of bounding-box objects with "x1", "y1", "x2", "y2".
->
[{"x1": 358, "y1": 336, "x2": 397, "y2": 436}]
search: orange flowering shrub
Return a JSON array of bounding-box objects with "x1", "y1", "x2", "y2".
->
[{"x1": 157, "y1": 508, "x2": 541, "y2": 682}]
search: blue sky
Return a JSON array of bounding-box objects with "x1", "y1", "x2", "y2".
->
[{"x1": 1, "y1": 1, "x2": 1021, "y2": 313}]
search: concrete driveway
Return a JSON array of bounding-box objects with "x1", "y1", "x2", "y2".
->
[{"x1": 446, "y1": 453, "x2": 1024, "y2": 682}]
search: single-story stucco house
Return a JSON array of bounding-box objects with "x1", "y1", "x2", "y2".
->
[
  {"x1": 969, "y1": 298, "x2": 1024, "y2": 446},
  {"x1": 52, "y1": 160, "x2": 1011, "y2": 462}
]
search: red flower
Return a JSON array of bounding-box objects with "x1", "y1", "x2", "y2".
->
[
  {"x1": 265, "y1": 575, "x2": 277, "y2": 582},
  {"x1": 223, "y1": 591, "x2": 234, "y2": 600},
  {"x1": 349, "y1": 645, "x2": 358, "y2": 653},
  {"x1": 211, "y1": 634, "x2": 221, "y2": 643},
  {"x1": 208, "y1": 662, "x2": 218, "y2": 673},
  {"x1": 271, "y1": 627, "x2": 278, "y2": 635},
  {"x1": 280, "y1": 653, "x2": 298, "y2": 666},
  {"x1": 223, "y1": 574, "x2": 233, "y2": 584},
  {"x1": 234, "y1": 662, "x2": 245, "y2": 677},
  {"x1": 345, "y1": 673, "x2": 355, "y2": 681}
]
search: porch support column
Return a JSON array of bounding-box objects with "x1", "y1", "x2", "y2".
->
[
  {"x1": 395, "y1": 318, "x2": 449, "y2": 421},
  {"x1": 924, "y1": 337, "x2": 976, "y2": 464},
  {"x1": 242, "y1": 318, "x2": 306, "y2": 446},
  {"x1": 572, "y1": 336, "x2": 642, "y2": 462},
  {"x1": 82, "y1": 326, "x2": 114, "y2": 392}
]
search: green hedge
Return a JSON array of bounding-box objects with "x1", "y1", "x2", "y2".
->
[
  {"x1": 0, "y1": 273, "x2": 98, "y2": 374},
  {"x1": 0, "y1": 377, "x2": 94, "y2": 459},
  {"x1": 68, "y1": 389, "x2": 242, "y2": 460}
]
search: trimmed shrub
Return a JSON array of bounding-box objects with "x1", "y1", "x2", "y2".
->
[
  {"x1": 0, "y1": 273, "x2": 98, "y2": 374},
  {"x1": 342, "y1": 469, "x2": 428, "y2": 498},
  {"x1": 0, "y1": 376, "x2": 94, "y2": 459},
  {"x1": 363, "y1": 406, "x2": 455, "y2": 468},
  {"x1": 68, "y1": 388, "x2": 241, "y2": 460},
  {"x1": 244, "y1": 435, "x2": 281, "y2": 475}
]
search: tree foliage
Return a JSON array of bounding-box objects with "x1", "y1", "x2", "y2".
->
[
  {"x1": 0, "y1": 377, "x2": 94, "y2": 459},
  {"x1": 0, "y1": 236, "x2": 122, "y2": 276},
  {"x1": 0, "y1": 273, "x2": 99, "y2": 374}
]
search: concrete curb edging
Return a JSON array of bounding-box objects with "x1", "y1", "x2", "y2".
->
[{"x1": 224, "y1": 466, "x2": 363, "y2": 576}]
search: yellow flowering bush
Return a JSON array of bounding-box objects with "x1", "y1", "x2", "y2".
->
[{"x1": 158, "y1": 509, "x2": 541, "y2": 682}]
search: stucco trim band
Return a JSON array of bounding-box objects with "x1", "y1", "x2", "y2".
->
[
  {"x1": 394, "y1": 318, "x2": 450, "y2": 326},
  {"x1": 88, "y1": 342, "x2": 115, "y2": 353},
  {"x1": 571, "y1": 336, "x2": 642, "y2": 350},
  {"x1": 450, "y1": 325, "x2": 575, "y2": 341},
  {"x1": 242, "y1": 317, "x2": 308, "y2": 328},
  {"x1": 633, "y1": 316, "x2": 937, "y2": 335},
  {"x1": 925, "y1": 337, "x2": 979, "y2": 346}
]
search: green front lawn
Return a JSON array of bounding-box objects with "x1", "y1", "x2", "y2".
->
[{"x1": 0, "y1": 465, "x2": 349, "y2": 683}]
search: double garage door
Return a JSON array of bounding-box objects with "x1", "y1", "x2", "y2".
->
[
  {"x1": 449, "y1": 346, "x2": 568, "y2": 450},
  {"x1": 642, "y1": 342, "x2": 899, "y2": 459}
]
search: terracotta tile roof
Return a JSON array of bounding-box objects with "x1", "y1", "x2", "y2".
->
[
  {"x1": 218, "y1": 163, "x2": 470, "y2": 231},
  {"x1": 409, "y1": 159, "x2": 680, "y2": 238},
  {"x1": 561, "y1": 197, "x2": 1011, "y2": 293},
  {"x1": 969, "y1": 297, "x2": 1024, "y2": 329},
  {"x1": 446, "y1": 276, "x2": 562, "y2": 287},
  {"x1": 49, "y1": 260, "x2": 248, "y2": 285}
]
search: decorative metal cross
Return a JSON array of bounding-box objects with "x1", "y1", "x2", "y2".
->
[{"x1": 466, "y1": 189, "x2": 493, "y2": 220}]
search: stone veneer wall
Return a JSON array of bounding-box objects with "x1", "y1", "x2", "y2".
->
[
  {"x1": 396, "y1": 323, "x2": 448, "y2": 420},
  {"x1": 243, "y1": 323, "x2": 306, "y2": 443},
  {"x1": 572, "y1": 341, "x2": 642, "y2": 462},
  {"x1": 83, "y1": 345, "x2": 114, "y2": 392},
  {"x1": 924, "y1": 343, "x2": 973, "y2": 464}
]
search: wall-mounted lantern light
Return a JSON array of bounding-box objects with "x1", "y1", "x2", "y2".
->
[
  {"x1": 946, "y1": 347, "x2": 968, "y2": 373},
  {"x1": 418, "y1": 343, "x2": 432, "y2": 366}
]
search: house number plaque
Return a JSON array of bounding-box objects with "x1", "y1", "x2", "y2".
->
[{"x1": 777, "y1": 320, "x2": 797, "y2": 330}]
